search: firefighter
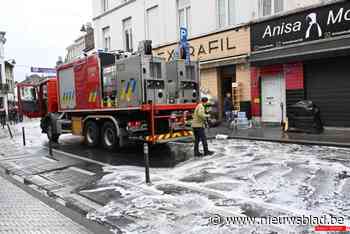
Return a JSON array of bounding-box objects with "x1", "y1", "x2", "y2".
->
[{"x1": 192, "y1": 97, "x2": 214, "y2": 157}]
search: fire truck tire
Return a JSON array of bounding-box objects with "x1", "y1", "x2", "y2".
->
[
  {"x1": 101, "y1": 121, "x2": 119, "y2": 150},
  {"x1": 84, "y1": 121, "x2": 100, "y2": 147},
  {"x1": 47, "y1": 124, "x2": 60, "y2": 143}
]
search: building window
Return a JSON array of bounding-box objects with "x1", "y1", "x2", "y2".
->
[
  {"x1": 178, "y1": 0, "x2": 191, "y2": 35},
  {"x1": 102, "y1": 27, "x2": 111, "y2": 51},
  {"x1": 260, "y1": 0, "x2": 284, "y2": 17},
  {"x1": 123, "y1": 18, "x2": 133, "y2": 52},
  {"x1": 217, "y1": 0, "x2": 236, "y2": 28},
  {"x1": 102, "y1": 0, "x2": 110, "y2": 12},
  {"x1": 146, "y1": 6, "x2": 160, "y2": 44},
  {"x1": 274, "y1": 0, "x2": 284, "y2": 13}
]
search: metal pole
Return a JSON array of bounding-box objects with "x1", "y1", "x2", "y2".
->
[
  {"x1": 143, "y1": 143, "x2": 151, "y2": 184},
  {"x1": 7, "y1": 124, "x2": 13, "y2": 138},
  {"x1": 22, "y1": 127, "x2": 26, "y2": 146}
]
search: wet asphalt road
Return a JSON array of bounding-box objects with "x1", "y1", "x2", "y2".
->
[
  {"x1": 5, "y1": 120, "x2": 350, "y2": 234},
  {"x1": 14, "y1": 119, "x2": 194, "y2": 168},
  {"x1": 51, "y1": 135, "x2": 193, "y2": 168}
]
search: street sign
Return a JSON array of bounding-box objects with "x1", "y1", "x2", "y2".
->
[
  {"x1": 30, "y1": 67, "x2": 56, "y2": 74},
  {"x1": 180, "y1": 27, "x2": 188, "y2": 43},
  {"x1": 179, "y1": 27, "x2": 190, "y2": 64}
]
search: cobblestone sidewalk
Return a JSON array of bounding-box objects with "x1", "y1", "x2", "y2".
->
[{"x1": 0, "y1": 176, "x2": 93, "y2": 234}]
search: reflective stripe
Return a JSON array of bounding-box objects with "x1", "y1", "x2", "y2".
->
[
  {"x1": 172, "y1": 132, "x2": 182, "y2": 138},
  {"x1": 158, "y1": 135, "x2": 165, "y2": 140},
  {"x1": 146, "y1": 131, "x2": 193, "y2": 142}
]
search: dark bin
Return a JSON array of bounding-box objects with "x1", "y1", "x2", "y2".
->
[{"x1": 287, "y1": 100, "x2": 323, "y2": 134}]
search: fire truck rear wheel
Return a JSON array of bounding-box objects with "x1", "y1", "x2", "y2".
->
[
  {"x1": 101, "y1": 121, "x2": 119, "y2": 150},
  {"x1": 84, "y1": 121, "x2": 100, "y2": 147}
]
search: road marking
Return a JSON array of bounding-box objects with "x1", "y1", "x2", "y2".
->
[
  {"x1": 12, "y1": 174, "x2": 25, "y2": 184},
  {"x1": 56, "y1": 197, "x2": 67, "y2": 206},
  {"x1": 43, "y1": 156, "x2": 58, "y2": 163},
  {"x1": 69, "y1": 166, "x2": 96, "y2": 176},
  {"x1": 68, "y1": 193, "x2": 103, "y2": 210},
  {"x1": 48, "y1": 147, "x2": 110, "y2": 167}
]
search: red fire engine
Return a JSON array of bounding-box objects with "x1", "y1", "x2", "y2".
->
[{"x1": 17, "y1": 42, "x2": 200, "y2": 149}]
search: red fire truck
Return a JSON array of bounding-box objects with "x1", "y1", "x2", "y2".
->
[{"x1": 18, "y1": 43, "x2": 200, "y2": 149}]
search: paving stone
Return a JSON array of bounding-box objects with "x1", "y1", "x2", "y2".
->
[
  {"x1": 26, "y1": 167, "x2": 99, "y2": 198},
  {"x1": 0, "y1": 155, "x2": 82, "y2": 177},
  {"x1": 0, "y1": 176, "x2": 93, "y2": 233}
]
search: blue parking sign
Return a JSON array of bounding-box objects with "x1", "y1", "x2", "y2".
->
[{"x1": 180, "y1": 27, "x2": 188, "y2": 43}]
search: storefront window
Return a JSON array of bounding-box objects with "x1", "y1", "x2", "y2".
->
[
  {"x1": 262, "y1": 0, "x2": 272, "y2": 16},
  {"x1": 178, "y1": 0, "x2": 191, "y2": 35},
  {"x1": 146, "y1": 6, "x2": 161, "y2": 44},
  {"x1": 101, "y1": 0, "x2": 110, "y2": 12},
  {"x1": 218, "y1": 0, "x2": 226, "y2": 28},
  {"x1": 102, "y1": 26, "x2": 111, "y2": 51},
  {"x1": 260, "y1": 0, "x2": 284, "y2": 17},
  {"x1": 123, "y1": 18, "x2": 133, "y2": 52},
  {"x1": 274, "y1": 0, "x2": 284, "y2": 13},
  {"x1": 217, "y1": 0, "x2": 236, "y2": 28}
]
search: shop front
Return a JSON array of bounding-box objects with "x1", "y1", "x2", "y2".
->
[
  {"x1": 250, "y1": 0, "x2": 350, "y2": 127},
  {"x1": 153, "y1": 25, "x2": 251, "y2": 119}
]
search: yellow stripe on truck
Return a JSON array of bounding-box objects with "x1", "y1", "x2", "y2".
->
[
  {"x1": 172, "y1": 132, "x2": 182, "y2": 138},
  {"x1": 158, "y1": 135, "x2": 164, "y2": 140},
  {"x1": 146, "y1": 131, "x2": 194, "y2": 142}
]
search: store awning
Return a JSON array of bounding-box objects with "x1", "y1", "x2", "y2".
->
[{"x1": 250, "y1": 35, "x2": 350, "y2": 66}]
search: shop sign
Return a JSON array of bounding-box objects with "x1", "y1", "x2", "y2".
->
[
  {"x1": 31, "y1": 67, "x2": 56, "y2": 74},
  {"x1": 252, "y1": 1, "x2": 350, "y2": 52},
  {"x1": 154, "y1": 28, "x2": 250, "y2": 62},
  {"x1": 157, "y1": 37, "x2": 236, "y2": 61}
]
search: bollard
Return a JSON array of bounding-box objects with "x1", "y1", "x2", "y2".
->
[
  {"x1": 49, "y1": 139, "x2": 53, "y2": 156},
  {"x1": 7, "y1": 124, "x2": 13, "y2": 139},
  {"x1": 22, "y1": 127, "x2": 26, "y2": 146},
  {"x1": 143, "y1": 143, "x2": 151, "y2": 184}
]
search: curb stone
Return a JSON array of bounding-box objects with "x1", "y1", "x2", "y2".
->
[{"x1": 0, "y1": 164, "x2": 113, "y2": 234}]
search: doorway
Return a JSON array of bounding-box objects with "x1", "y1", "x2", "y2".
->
[
  {"x1": 261, "y1": 74, "x2": 286, "y2": 123},
  {"x1": 220, "y1": 65, "x2": 235, "y2": 119}
]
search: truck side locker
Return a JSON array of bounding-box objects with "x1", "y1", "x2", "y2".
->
[
  {"x1": 142, "y1": 55, "x2": 167, "y2": 104},
  {"x1": 165, "y1": 60, "x2": 182, "y2": 104},
  {"x1": 181, "y1": 61, "x2": 200, "y2": 103},
  {"x1": 116, "y1": 55, "x2": 143, "y2": 108},
  {"x1": 166, "y1": 60, "x2": 199, "y2": 104},
  {"x1": 99, "y1": 52, "x2": 117, "y2": 108},
  {"x1": 58, "y1": 66, "x2": 76, "y2": 110}
]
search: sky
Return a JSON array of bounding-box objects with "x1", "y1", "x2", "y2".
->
[{"x1": 0, "y1": 0, "x2": 92, "y2": 82}]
